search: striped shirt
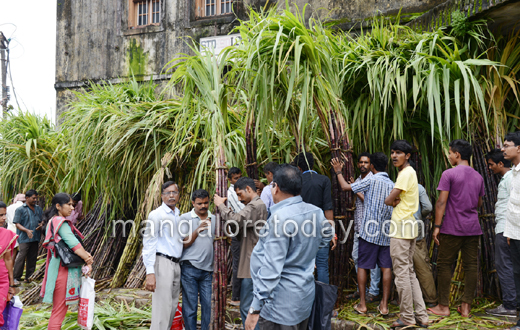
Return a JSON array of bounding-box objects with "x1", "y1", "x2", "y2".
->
[
  {"x1": 351, "y1": 172, "x2": 394, "y2": 246},
  {"x1": 354, "y1": 172, "x2": 373, "y2": 233},
  {"x1": 228, "y1": 184, "x2": 245, "y2": 213}
]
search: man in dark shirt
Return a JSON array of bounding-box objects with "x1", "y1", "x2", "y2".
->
[
  {"x1": 13, "y1": 189, "x2": 43, "y2": 283},
  {"x1": 293, "y1": 152, "x2": 336, "y2": 284}
]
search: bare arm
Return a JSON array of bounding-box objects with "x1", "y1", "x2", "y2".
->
[
  {"x1": 183, "y1": 220, "x2": 210, "y2": 248},
  {"x1": 385, "y1": 188, "x2": 402, "y2": 207},
  {"x1": 478, "y1": 196, "x2": 483, "y2": 208},
  {"x1": 330, "y1": 158, "x2": 353, "y2": 191},
  {"x1": 15, "y1": 223, "x2": 33, "y2": 239},
  {"x1": 4, "y1": 251, "x2": 14, "y2": 287},
  {"x1": 356, "y1": 193, "x2": 364, "y2": 202},
  {"x1": 433, "y1": 190, "x2": 450, "y2": 246}
]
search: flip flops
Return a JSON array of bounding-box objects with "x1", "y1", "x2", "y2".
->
[
  {"x1": 353, "y1": 304, "x2": 367, "y2": 315},
  {"x1": 426, "y1": 307, "x2": 450, "y2": 317},
  {"x1": 377, "y1": 304, "x2": 389, "y2": 316},
  {"x1": 391, "y1": 318, "x2": 415, "y2": 329}
]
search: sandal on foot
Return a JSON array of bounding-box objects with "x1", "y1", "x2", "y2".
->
[
  {"x1": 426, "y1": 308, "x2": 449, "y2": 317},
  {"x1": 353, "y1": 304, "x2": 367, "y2": 315},
  {"x1": 391, "y1": 318, "x2": 415, "y2": 329},
  {"x1": 346, "y1": 291, "x2": 360, "y2": 300},
  {"x1": 377, "y1": 304, "x2": 389, "y2": 316}
]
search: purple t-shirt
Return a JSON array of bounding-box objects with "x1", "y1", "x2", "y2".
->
[{"x1": 437, "y1": 165, "x2": 485, "y2": 236}]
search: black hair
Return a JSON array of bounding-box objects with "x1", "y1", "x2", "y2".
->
[
  {"x1": 293, "y1": 152, "x2": 314, "y2": 172},
  {"x1": 161, "y1": 181, "x2": 178, "y2": 193},
  {"x1": 390, "y1": 139, "x2": 413, "y2": 155},
  {"x1": 0, "y1": 202, "x2": 6, "y2": 209},
  {"x1": 234, "y1": 177, "x2": 257, "y2": 192},
  {"x1": 357, "y1": 152, "x2": 371, "y2": 162},
  {"x1": 227, "y1": 167, "x2": 242, "y2": 179},
  {"x1": 71, "y1": 192, "x2": 82, "y2": 202},
  {"x1": 272, "y1": 163, "x2": 302, "y2": 196},
  {"x1": 449, "y1": 139, "x2": 472, "y2": 160},
  {"x1": 263, "y1": 162, "x2": 279, "y2": 175},
  {"x1": 191, "y1": 189, "x2": 210, "y2": 201},
  {"x1": 409, "y1": 159, "x2": 417, "y2": 171},
  {"x1": 486, "y1": 148, "x2": 512, "y2": 168},
  {"x1": 25, "y1": 189, "x2": 38, "y2": 198},
  {"x1": 370, "y1": 152, "x2": 388, "y2": 172},
  {"x1": 505, "y1": 131, "x2": 520, "y2": 146},
  {"x1": 44, "y1": 193, "x2": 72, "y2": 222}
]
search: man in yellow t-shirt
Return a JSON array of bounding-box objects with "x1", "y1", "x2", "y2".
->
[{"x1": 384, "y1": 140, "x2": 428, "y2": 328}]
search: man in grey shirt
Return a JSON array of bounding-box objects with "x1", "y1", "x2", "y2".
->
[{"x1": 179, "y1": 189, "x2": 215, "y2": 330}]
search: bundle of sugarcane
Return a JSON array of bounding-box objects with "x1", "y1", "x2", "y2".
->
[
  {"x1": 245, "y1": 115, "x2": 259, "y2": 181},
  {"x1": 449, "y1": 251, "x2": 465, "y2": 305},
  {"x1": 472, "y1": 139, "x2": 501, "y2": 298},
  {"x1": 21, "y1": 283, "x2": 43, "y2": 305},
  {"x1": 327, "y1": 110, "x2": 355, "y2": 301},
  {"x1": 212, "y1": 147, "x2": 229, "y2": 330},
  {"x1": 124, "y1": 255, "x2": 147, "y2": 289}
]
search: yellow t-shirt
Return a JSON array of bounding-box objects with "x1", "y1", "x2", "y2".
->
[{"x1": 390, "y1": 166, "x2": 419, "y2": 239}]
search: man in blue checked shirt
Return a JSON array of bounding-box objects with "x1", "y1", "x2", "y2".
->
[
  {"x1": 331, "y1": 152, "x2": 394, "y2": 316},
  {"x1": 245, "y1": 164, "x2": 333, "y2": 330}
]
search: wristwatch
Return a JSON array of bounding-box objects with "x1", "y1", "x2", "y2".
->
[{"x1": 249, "y1": 306, "x2": 261, "y2": 315}]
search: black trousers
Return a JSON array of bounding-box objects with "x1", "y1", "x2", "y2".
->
[
  {"x1": 14, "y1": 241, "x2": 39, "y2": 280},
  {"x1": 258, "y1": 317, "x2": 309, "y2": 330},
  {"x1": 509, "y1": 238, "x2": 520, "y2": 326},
  {"x1": 231, "y1": 236, "x2": 242, "y2": 301}
]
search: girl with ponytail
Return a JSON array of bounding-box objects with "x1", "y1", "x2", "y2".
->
[{"x1": 40, "y1": 193, "x2": 94, "y2": 330}]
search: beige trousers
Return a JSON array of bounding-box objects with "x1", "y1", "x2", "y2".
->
[
  {"x1": 151, "y1": 255, "x2": 181, "y2": 330},
  {"x1": 390, "y1": 238, "x2": 428, "y2": 325}
]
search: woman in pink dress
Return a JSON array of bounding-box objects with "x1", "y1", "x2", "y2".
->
[
  {"x1": 0, "y1": 201, "x2": 18, "y2": 326},
  {"x1": 40, "y1": 193, "x2": 93, "y2": 330}
]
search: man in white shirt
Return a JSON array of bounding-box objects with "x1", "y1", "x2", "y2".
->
[
  {"x1": 502, "y1": 132, "x2": 520, "y2": 330},
  {"x1": 142, "y1": 181, "x2": 183, "y2": 330},
  {"x1": 259, "y1": 162, "x2": 278, "y2": 210},
  {"x1": 227, "y1": 167, "x2": 245, "y2": 305}
]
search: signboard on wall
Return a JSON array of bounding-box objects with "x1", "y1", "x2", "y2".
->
[{"x1": 199, "y1": 34, "x2": 242, "y2": 55}]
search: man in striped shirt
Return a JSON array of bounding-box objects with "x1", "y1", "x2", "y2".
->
[{"x1": 331, "y1": 152, "x2": 394, "y2": 315}]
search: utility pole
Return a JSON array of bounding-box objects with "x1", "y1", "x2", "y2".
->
[{"x1": 0, "y1": 32, "x2": 8, "y2": 117}]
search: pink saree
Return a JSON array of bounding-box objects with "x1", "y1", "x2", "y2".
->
[{"x1": 0, "y1": 228, "x2": 18, "y2": 326}]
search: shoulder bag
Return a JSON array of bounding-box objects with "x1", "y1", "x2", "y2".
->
[{"x1": 50, "y1": 220, "x2": 86, "y2": 268}]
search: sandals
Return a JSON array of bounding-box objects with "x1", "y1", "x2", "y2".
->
[
  {"x1": 426, "y1": 307, "x2": 450, "y2": 317},
  {"x1": 346, "y1": 291, "x2": 360, "y2": 300},
  {"x1": 391, "y1": 318, "x2": 415, "y2": 329},
  {"x1": 377, "y1": 304, "x2": 389, "y2": 316},
  {"x1": 353, "y1": 304, "x2": 367, "y2": 315}
]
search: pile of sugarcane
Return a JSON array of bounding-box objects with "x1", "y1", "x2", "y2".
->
[
  {"x1": 124, "y1": 256, "x2": 146, "y2": 289},
  {"x1": 327, "y1": 111, "x2": 356, "y2": 301},
  {"x1": 212, "y1": 148, "x2": 229, "y2": 330}
]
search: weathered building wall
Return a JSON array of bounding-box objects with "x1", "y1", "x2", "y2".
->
[{"x1": 55, "y1": 0, "x2": 450, "y2": 119}]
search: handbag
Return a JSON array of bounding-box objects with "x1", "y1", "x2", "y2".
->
[{"x1": 50, "y1": 220, "x2": 85, "y2": 268}]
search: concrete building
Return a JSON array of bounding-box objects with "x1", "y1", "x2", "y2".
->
[{"x1": 54, "y1": 0, "x2": 518, "y2": 120}]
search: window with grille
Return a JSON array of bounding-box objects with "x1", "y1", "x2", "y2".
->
[
  {"x1": 196, "y1": 0, "x2": 233, "y2": 18},
  {"x1": 129, "y1": 0, "x2": 161, "y2": 28}
]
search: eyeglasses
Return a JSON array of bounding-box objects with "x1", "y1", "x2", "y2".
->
[
  {"x1": 270, "y1": 182, "x2": 276, "y2": 188},
  {"x1": 162, "y1": 191, "x2": 179, "y2": 196}
]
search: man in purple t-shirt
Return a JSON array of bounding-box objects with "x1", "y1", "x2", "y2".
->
[{"x1": 427, "y1": 140, "x2": 485, "y2": 318}]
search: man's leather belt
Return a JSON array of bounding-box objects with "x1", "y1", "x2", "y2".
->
[{"x1": 156, "y1": 252, "x2": 180, "y2": 263}]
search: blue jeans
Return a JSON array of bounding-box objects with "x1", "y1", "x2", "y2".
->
[
  {"x1": 181, "y1": 262, "x2": 212, "y2": 330},
  {"x1": 352, "y1": 233, "x2": 381, "y2": 296},
  {"x1": 316, "y1": 246, "x2": 330, "y2": 284},
  {"x1": 240, "y1": 278, "x2": 259, "y2": 330}
]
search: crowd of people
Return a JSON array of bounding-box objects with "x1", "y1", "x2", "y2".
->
[
  {"x1": 1, "y1": 134, "x2": 520, "y2": 329},
  {"x1": 141, "y1": 135, "x2": 520, "y2": 330}
]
